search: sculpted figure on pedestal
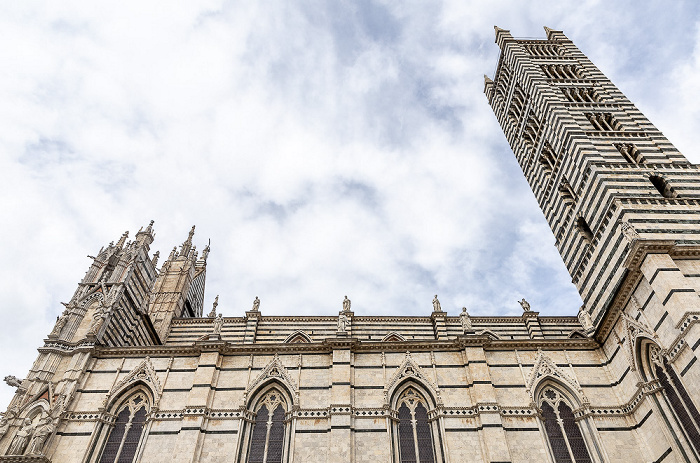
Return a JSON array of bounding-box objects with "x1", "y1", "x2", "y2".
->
[
  {"x1": 432, "y1": 295, "x2": 442, "y2": 312},
  {"x1": 338, "y1": 313, "x2": 348, "y2": 333},
  {"x1": 518, "y1": 298, "x2": 531, "y2": 312},
  {"x1": 212, "y1": 313, "x2": 223, "y2": 334},
  {"x1": 460, "y1": 307, "x2": 472, "y2": 333},
  {"x1": 7, "y1": 417, "x2": 34, "y2": 455},
  {"x1": 27, "y1": 415, "x2": 55, "y2": 455},
  {"x1": 342, "y1": 296, "x2": 351, "y2": 312}
]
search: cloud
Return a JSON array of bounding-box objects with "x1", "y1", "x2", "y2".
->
[{"x1": 2, "y1": 0, "x2": 700, "y2": 408}]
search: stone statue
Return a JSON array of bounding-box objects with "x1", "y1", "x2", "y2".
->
[
  {"x1": 620, "y1": 220, "x2": 640, "y2": 243},
  {"x1": 337, "y1": 313, "x2": 348, "y2": 333},
  {"x1": 4, "y1": 375, "x2": 22, "y2": 388},
  {"x1": 460, "y1": 307, "x2": 472, "y2": 333},
  {"x1": 49, "y1": 310, "x2": 69, "y2": 337},
  {"x1": 342, "y1": 296, "x2": 351, "y2": 312},
  {"x1": 518, "y1": 298, "x2": 531, "y2": 312},
  {"x1": 212, "y1": 313, "x2": 224, "y2": 334},
  {"x1": 578, "y1": 307, "x2": 594, "y2": 331},
  {"x1": 87, "y1": 299, "x2": 110, "y2": 336},
  {"x1": 252, "y1": 296, "x2": 260, "y2": 312},
  {"x1": 207, "y1": 295, "x2": 219, "y2": 318},
  {"x1": 0, "y1": 408, "x2": 17, "y2": 439},
  {"x1": 432, "y1": 295, "x2": 442, "y2": 312},
  {"x1": 27, "y1": 415, "x2": 55, "y2": 455},
  {"x1": 7, "y1": 417, "x2": 34, "y2": 455}
]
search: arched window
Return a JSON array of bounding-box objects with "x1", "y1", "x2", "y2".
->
[
  {"x1": 393, "y1": 386, "x2": 437, "y2": 463},
  {"x1": 539, "y1": 386, "x2": 593, "y2": 463},
  {"x1": 99, "y1": 391, "x2": 149, "y2": 463},
  {"x1": 649, "y1": 175, "x2": 677, "y2": 199},
  {"x1": 647, "y1": 345, "x2": 700, "y2": 454},
  {"x1": 245, "y1": 389, "x2": 288, "y2": 463}
]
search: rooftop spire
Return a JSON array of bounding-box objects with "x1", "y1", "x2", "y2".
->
[
  {"x1": 180, "y1": 225, "x2": 195, "y2": 257},
  {"x1": 116, "y1": 231, "x2": 129, "y2": 248}
]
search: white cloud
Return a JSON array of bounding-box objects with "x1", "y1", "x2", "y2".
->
[{"x1": 2, "y1": 0, "x2": 700, "y2": 407}]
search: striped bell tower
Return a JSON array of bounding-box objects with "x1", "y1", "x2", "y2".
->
[{"x1": 484, "y1": 26, "x2": 700, "y2": 348}]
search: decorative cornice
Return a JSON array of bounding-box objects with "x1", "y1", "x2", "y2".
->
[{"x1": 92, "y1": 337, "x2": 599, "y2": 359}]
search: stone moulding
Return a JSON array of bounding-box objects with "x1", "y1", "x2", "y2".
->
[
  {"x1": 103, "y1": 356, "x2": 162, "y2": 409},
  {"x1": 243, "y1": 353, "x2": 299, "y2": 406},
  {"x1": 89, "y1": 336, "x2": 599, "y2": 359},
  {"x1": 0, "y1": 457, "x2": 52, "y2": 462}
]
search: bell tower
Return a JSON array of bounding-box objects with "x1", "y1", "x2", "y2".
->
[
  {"x1": 147, "y1": 226, "x2": 209, "y2": 341},
  {"x1": 484, "y1": 26, "x2": 700, "y2": 352}
]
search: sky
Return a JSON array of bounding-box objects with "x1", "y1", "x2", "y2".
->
[{"x1": 2, "y1": 0, "x2": 700, "y2": 408}]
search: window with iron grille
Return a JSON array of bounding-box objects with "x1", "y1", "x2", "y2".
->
[
  {"x1": 395, "y1": 387, "x2": 436, "y2": 463},
  {"x1": 99, "y1": 392, "x2": 149, "y2": 463},
  {"x1": 539, "y1": 387, "x2": 593, "y2": 463},
  {"x1": 246, "y1": 390, "x2": 287, "y2": 463}
]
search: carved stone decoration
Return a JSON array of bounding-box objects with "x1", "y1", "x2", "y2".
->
[
  {"x1": 337, "y1": 313, "x2": 349, "y2": 334},
  {"x1": 86, "y1": 299, "x2": 110, "y2": 337},
  {"x1": 6, "y1": 418, "x2": 34, "y2": 455},
  {"x1": 0, "y1": 407, "x2": 18, "y2": 440},
  {"x1": 103, "y1": 357, "x2": 162, "y2": 410},
  {"x1": 620, "y1": 220, "x2": 640, "y2": 243},
  {"x1": 518, "y1": 298, "x2": 531, "y2": 312},
  {"x1": 212, "y1": 313, "x2": 224, "y2": 335},
  {"x1": 26, "y1": 415, "x2": 55, "y2": 456},
  {"x1": 432, "y1": 295, "x2": 442, "y2": 312},
  {"x1": 460, "y1": 307, "x2": 472, "y2": 333},
  {"x1": 577, "y1": 306, "x2": 594, "y2": 332},
  {"x1": 207, "y1": 295, "x2": 218, "y2": 318},
  {"x1": 342, "y1": 295, "x2": 351, "y2": 312},
  {"x1": 621, "y1": 312, "x2": 654, "y2": 372},
  {"x1": 526, "y1": 350, "x2": 585, "y2": 403},
  {"x1": 48, "y1": 310, "x2": 69, "y2": 338},
  {"x1": 251, "y1": 296, "x2": 260, "y2": 312},
  {"x1": 384, "y1": 351, "x2": 442, "y2": 406},
  {"x1": 244, "y1": 354, "x2": 299, "y2": 407},
  {"x1": 3, "y1": 376, "x2": 22, "y2": 388}
]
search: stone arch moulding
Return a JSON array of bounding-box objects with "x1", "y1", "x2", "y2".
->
[
  {"x1": 384, "y1": 351, "x2": 442, "y2": 407},
  {"x1": 622, "y1": 312, "x2": 655, "y2": 372},
  {"x1": 103, "y1": 357, "x2": 161, "y2": 410},
  {"x1": 244, "y1": 354, "x2": 299, "y2": 408},
  {"x1": 284, "y1": 330, "x2": 312, "y2": 343},
  {"x1": 527, "y1": 350, "x2": 586, "y2": 404},
  {"x1": 382, "y1": 332, "x2": 406, "y2": 342}
]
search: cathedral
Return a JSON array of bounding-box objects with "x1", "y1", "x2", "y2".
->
[{"x1": 1, "y1": 26, "x2": 700, "y2": 463}]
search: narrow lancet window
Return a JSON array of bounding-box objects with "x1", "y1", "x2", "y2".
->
[
  {"x1": 246, "y1": 389, "x2": 288, "y2": 463},
  {"x1": 99, "y1": 392, "x2": 149, "y2": 463},
  {"x1": 539, "y1": 387, "x2": 593, "y2": 463},
  {"x1": 395, "y1": 387, "x2": 436, "y2": 463}
]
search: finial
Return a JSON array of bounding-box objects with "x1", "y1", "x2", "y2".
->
[
  {"x1": 207, "y1": 295, "x2": 219, "y2": 318},
  {"x1": 116, "y1": 231, "x2": 129, "y2": 248},
  {"x1": 169, "y1": 246, "x2": 177, "y2": 260},
  {"x1": 180, "y1": 225, "x2": 196, "y2": 256},
  {"x1": 144, "y1": 220, "x2": 154, "y2": 235},
  {"x1": 151, "y1": 251, "x2": 160, "y2": 268},
  {"x1": 201, "y1": 239, "x2": 211, "y2": 262}
]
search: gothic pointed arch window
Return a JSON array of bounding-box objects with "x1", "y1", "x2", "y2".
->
[
  {"x1": 242, "y1": 385, "x2": 291, "y2": 463},
  {"x1": 642, "y1": 342, "x2": 700, "y2": 454},
  {"x1": 391, "y1": 384, "x2": 442, "y2": 463},
  {"x1": 538, "y1": 386, "x2": 594, "y2": 463},
  {"x1": 98, "y1": 391, "x2": 149, "y2": 463}
]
